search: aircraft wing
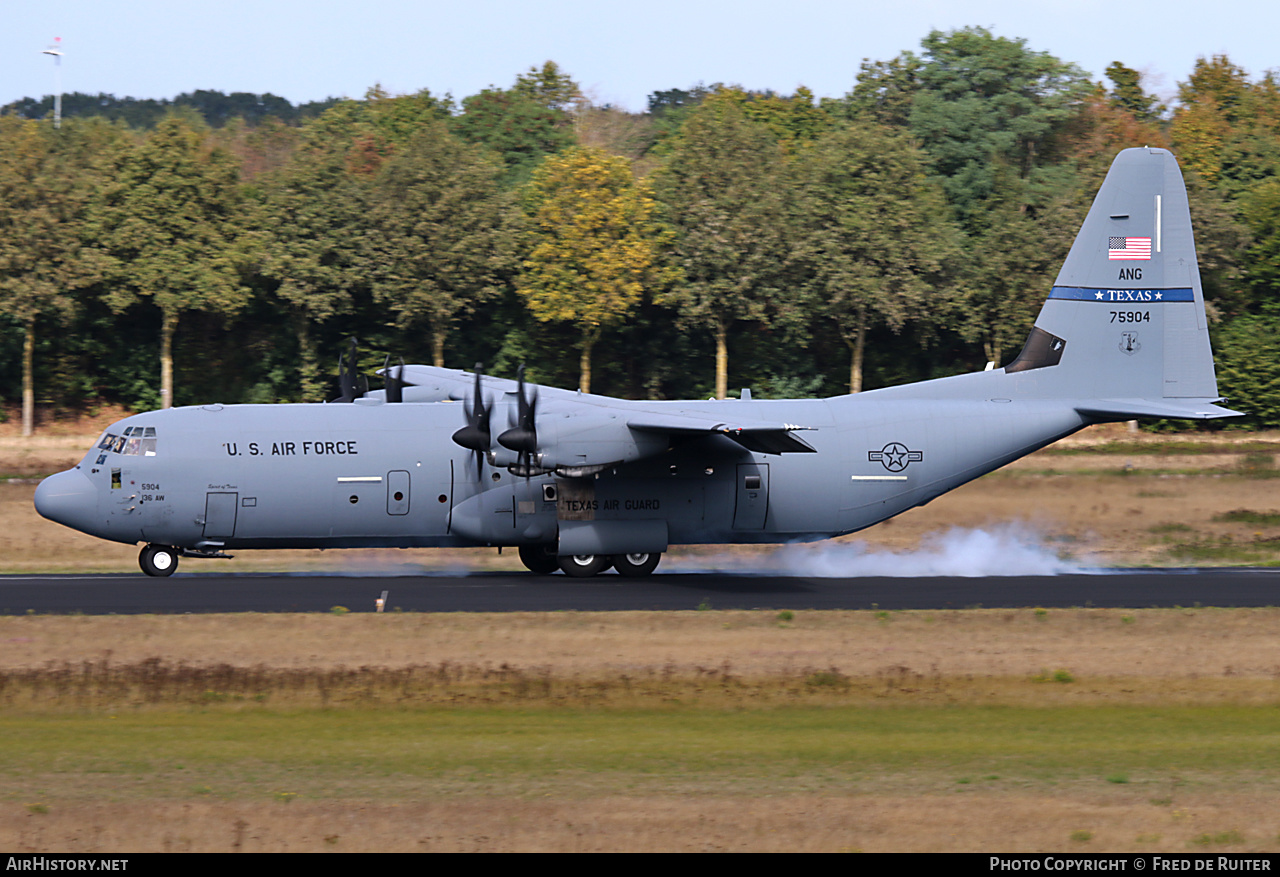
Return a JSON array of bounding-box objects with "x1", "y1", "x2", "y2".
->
[
  {"x1": 626, "y1": 413, "x2": 817, "y2": 454},
  {"x1": 514, "y1": 406, "x2": 819, "y2": 478},
  {"x1": 393, "y1": 365, "x2": 519, "y2": 402},
  {"x1": 381, "y1": 365, "x2": 818, "y2": 476}
]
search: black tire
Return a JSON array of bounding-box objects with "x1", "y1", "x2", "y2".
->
[
  {"x1": 558, "y1": 554, "x2": 613, "y2": 578},
  {"x1": 518, "y1": 544, "x2": 559, "y2": 575},
  {"x1": 139, "y1": 544, "x2": 179, "y2": 577},
  {"x1": 612, "y1": 552, "x2": 661, "y2": 577}
]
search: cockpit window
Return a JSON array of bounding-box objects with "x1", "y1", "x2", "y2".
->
[{"x1": 94, "y1": 428, "x2": 159, "y2": 457}]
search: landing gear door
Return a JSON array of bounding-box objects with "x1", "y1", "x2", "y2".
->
[
  {"x1": 204, "y1": 492, "x2": 238, "y2": 540},
  {"x1": 732, "y1": 463, "x2": 769, "y2": 529}
]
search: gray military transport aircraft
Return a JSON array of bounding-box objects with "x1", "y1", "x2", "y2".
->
[{"x1": 35, "y1": 148, "x2": 1240, "y2": 577}]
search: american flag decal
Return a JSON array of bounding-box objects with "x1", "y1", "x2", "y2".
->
[{"x1": 1108, "y1": 236, "x2": 1152, "y2": 260}]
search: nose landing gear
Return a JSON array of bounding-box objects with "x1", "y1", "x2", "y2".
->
[{"x1": 139, "y1": 544, "x2": 179, "y2": 577}]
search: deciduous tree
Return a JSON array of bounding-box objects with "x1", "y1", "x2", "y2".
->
[
  {"x1": 0, "y1": 119, "x2": 111, "y2": 433},
  {"x1": 368, "y1": 123, "x2": 517, "y2": 369},
  {"x1": 791, "y1": 122, "x2": 958, "y2": 392},
  {"x1": 517, "y1": 146, "x2": 672, "y2": 392},
  {"x1": 92, "y1": 115, "x2": 248, "y2": 408},
  {"x1": 455, "y1": 63, "x2": 581, "y2": 187},
  {"x1": 651, "y1": 98, "x2": 789, "y2": 398},
  {"x1": 903, "y1": 27, "x2": 1093, "y2": 228},
  {"x1": 250, "y1": 123, "x2": 366, "y2": 399}
]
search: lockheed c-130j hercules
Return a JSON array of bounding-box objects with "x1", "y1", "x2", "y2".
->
[{"x1": 36, "y1": 148, "x2": 1240, "y2": 577}]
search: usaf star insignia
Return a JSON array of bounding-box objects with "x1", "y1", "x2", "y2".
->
[{"x1": 868, "y1": 442, "x2": 923, "y2": 472}]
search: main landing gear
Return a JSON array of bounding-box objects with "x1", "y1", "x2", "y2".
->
[
  {"x1": 612, "y1": 553, "x2": 661, "y2": 577},
  {"x1": 518, "y1": 544, "x2": 560, "y2": 575},
  {"x1": 558, "y1": 554, "x2": 614, "y2": 577},
  {"x1": 517, "y1": 546, "x2": 662, "y2": 578},
  {"x1": 139, "y1": 544, "x2": 179, "y2": 577}
]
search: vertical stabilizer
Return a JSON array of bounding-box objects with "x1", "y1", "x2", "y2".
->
[{"x1": 1004, "y1": 147, "x2": 1238, "y2": 419}]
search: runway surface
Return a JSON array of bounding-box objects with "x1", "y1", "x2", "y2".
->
[{"x1": 1, "y1": 568, "x2": 1277, "y2": 614}]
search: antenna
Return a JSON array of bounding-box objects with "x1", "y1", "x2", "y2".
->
[{"x1": 41, "y1": 37, "x2": 63, "y2": 129}]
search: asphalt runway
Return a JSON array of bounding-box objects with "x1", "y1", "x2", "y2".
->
[{"x1": 1, "y1": 568, "x2": 1277, "y2": 614}]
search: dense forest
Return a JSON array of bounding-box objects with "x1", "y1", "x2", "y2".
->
[{"x1": 3, "y1": 26, "x2": 1279, "y2": 436}]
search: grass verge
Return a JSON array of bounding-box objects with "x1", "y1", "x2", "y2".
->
[{"x1": 5, "y1": 609, "x2": 1280, "y2": 852}]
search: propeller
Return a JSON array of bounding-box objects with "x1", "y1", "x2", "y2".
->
[
  {"x1": 451, "y1": 363, "x2": 493, "y2": 476},
  {"x1": 382, "y1": 355, "x2": 406, "y2": 404},
  {"x1": 498, "y1": 365, "x2": 540, "y2": 476},
  {"x1": 332, "y1": 338, "x2": 367, "y2": 403}
]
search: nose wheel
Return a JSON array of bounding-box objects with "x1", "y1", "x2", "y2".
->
[{"x1": 139, "y1": 544, "x2": 179, "y2": 577}]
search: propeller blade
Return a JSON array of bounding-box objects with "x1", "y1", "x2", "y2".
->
[
  {"x1": 384, "y1": 355, "x2": 405, "y2": 404},
  {"x1": 451, "y1": 363, "x2": 493, "y2": 477},
  {"x1": 332, "y1": 338, "x2": 360, "y2": 403},
  {"x1": 497, "y1": 364, "x2": 540, "y2": 475}
]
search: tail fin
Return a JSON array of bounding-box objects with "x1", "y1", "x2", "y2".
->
[{"x1": 1005, "y1": 147, "x2": 1240, "y2": 420}]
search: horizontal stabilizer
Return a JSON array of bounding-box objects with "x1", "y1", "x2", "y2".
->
[{"x1": 1075, "y1": 399, "x2": 1243, "y2": 421}]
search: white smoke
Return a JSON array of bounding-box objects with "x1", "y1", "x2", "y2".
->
[
  {"x1": 274, "y1": 525, "x2": 1092, "y2": 578},
  {"x1": 667, "y1": 524, "x2": 1095, "y2": 577}
]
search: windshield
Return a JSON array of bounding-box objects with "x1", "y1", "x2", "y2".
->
[{"x1": 94, "y1": 426, "x2": 158, "y2": 459}]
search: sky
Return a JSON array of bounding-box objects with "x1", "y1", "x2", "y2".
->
[{"x1": 4, "y1": 1, "x2": 1278, "y2": 114}]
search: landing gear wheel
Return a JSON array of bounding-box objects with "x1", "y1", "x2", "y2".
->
[
  {"x1": 558, "y1": 554, "x2": 613, "y2": 578},
  {"x1": 612, "y1": 552, "x2": 662, "y2": 577},
  {"x1": 519, "y1": 544, "x2": 559, "y2": 575},
  {"x1": 139, "y1": 544, "x2": 179, "y2": 577}
]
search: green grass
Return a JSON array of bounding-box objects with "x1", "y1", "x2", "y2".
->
[
  {"x1": 1238, "y1": 453, "x2": 1280, "y2": 478},
  {"x1": 1043, "y1": 441, "x2": 1280, "y2": 457},
  {"x1": 2, "y1": 704, "x2": 1280, "y2": 801},
  {"x1": 1167, "y1": 537, "x2": 1280, "y2": 564},
  {"x1": 1191, "y1": 830, "x2": 1246, "y2": 847},
  {"x1": 1213, "y1": 509, "x2": 1280, "y2": 526},
  {"x1": 1149, "y1": 522, "x2": 1193, "y2": 534},
  {"x1": 989, "y1": 467, "x2": 1244, "y2": 478}
]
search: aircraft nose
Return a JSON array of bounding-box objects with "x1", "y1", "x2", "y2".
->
[{"x1": 34, "y1": 469, "x2": 99, "y2": 533}]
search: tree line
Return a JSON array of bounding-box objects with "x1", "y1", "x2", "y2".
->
[{"x1": 3, "y1": 27, "x2": 1280, "y2": 436}]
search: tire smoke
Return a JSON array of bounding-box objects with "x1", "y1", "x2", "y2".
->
[{"x1": 669, "y1": 524, "x2": 1092, "y2": 577}]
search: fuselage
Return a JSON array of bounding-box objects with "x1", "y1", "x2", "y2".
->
[{"x1": 34, "y1": 375, "x2": 1090, "y2": 554}]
